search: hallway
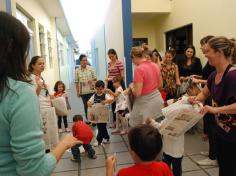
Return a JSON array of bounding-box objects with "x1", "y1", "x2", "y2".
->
[{"x1": 51, "y1": 84, "x2": 219, "y2": 176}]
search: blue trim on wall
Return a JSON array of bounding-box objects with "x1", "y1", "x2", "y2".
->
[
  {"x1": 6, "y1": 0, "x2": 12, "y2": 14},
  {"x1": 122, "y1": 0, "x2": 133, "y2": 85}
]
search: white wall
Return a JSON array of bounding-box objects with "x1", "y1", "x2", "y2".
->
[
  {"x1": 93, "y1": 25, "x2": 107, "y2": 80},
  {"x1": 104, "y1": 0, "x2": 124, "y2": 61},
  {"x1": 0, "y1": 0, "x2": 6, "y2": 11},
  {"x1": 11, "y1": 0, "x2": 60, "y2": 92},
  {"x1": 154, "y1": 0, "x2": 236, "y2": 64},
  {"x1": 131, "y1": 0, "x2": 171, "y2": 13}
]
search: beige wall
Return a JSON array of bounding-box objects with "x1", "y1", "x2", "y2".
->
[
  {"x1": 104, "y1": 0, "x2": 124, "y2": 61},
  {"x1": 11, "y1": 0, "x2": 60, "y2": 92},
  {"x1": 132, "y1": 16, "x2": 157, "y2": 50},
  {"x1": 131, "y1": 0, "x2": 171, "y2": 13},
  {"x1": 154, "y1": 0, "x2": 236, "y2": 64},
  {"x1": 0, "y1": 0, "x2": 6, "y2": 11}
]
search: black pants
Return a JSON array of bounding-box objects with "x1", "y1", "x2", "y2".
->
[
  {"x1": 97, "y1": 123, "x2": 109, "y2": 143},
  {"x1": 163, "y1": 153, "x2": 183, "y2": 176},
  {"x1": 71, "y1": 144, "x2": 95, "y2": 161},
  {"x1": 216, "y1": 135, "x2": 236, "y2": 176},
  {"x1": 57, "y1": 116, "x2": 68, "y2": 128},
  {"x1": 203, "y1": 113, "x2": 217, "y2": 160},
  {"x1": 81, "y1": 93, "x2": 94, "y2": 120}
]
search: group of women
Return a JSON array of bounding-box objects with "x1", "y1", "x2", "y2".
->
[{"x1": 1, "y1": 11, "x2": 236, "y2": 176}]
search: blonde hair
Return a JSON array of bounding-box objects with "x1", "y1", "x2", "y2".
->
[
  {"x1": 130, "y1": 46, "x2": 143, "y2": 59},
  {"x1": 208, "y1": 36, "x2": 236, "y2": 64}
]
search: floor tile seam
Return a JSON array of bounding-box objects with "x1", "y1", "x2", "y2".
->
[
  {"x1": 185, "y1": 154, "x2": 211, "y2": 176},
  {"x1": 53, "y1": 168, "x2": 79, "y2": 173}
]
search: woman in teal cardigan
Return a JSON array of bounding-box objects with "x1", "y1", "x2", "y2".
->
[{"x1": 0, "y1": 12, "x2": 81, "y2": 176}]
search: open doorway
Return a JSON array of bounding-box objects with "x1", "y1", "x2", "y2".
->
[{"x1": 165, "y1": 24, "x2": 192, "y2": 59}]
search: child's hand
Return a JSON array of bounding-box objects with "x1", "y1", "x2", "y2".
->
[
  {"x1": 106, "y1": 154, "x2": 117, "y2": 172},
  {"x1": 145, "y1": 117, "x2": 153, "y2": 125},
  {"x1": 87, "y1": 102, "x2": 93, "y2": 107},
  {"x1": 101, "y1": 100, "x2": 106, "y2": 105}
]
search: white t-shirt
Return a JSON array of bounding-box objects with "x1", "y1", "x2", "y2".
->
[
  {"x1": 150, "y1": 119, "x2": 184, "y2": 158},
  {"x1": 115, "y1": 86, "x2": 128, "y2": 112},
  {"x1": 30, "y1": 74, "x2": 51, "y2": 109}
]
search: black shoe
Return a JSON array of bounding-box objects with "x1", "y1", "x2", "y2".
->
[{"x1": 86, "y1": 121, "x2": 91, "y2": 125}]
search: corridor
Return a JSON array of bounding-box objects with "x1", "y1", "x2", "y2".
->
[{"x1": 51, "y1": 85, "x2": 218, "y2": 176}]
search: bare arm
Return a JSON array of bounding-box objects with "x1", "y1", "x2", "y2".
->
[
  {"x1": 131, "y1": 82, "x2": 143, "y2": 97},
  {"x1": 175, "y1": 65, "x2": 181, "y2": 86},
  {"x1": 106, "y1": 89, "x2": 120, "y2": 98},
  {"x1": 75, "y1": 82, "x2": 80, "y2": 97}
]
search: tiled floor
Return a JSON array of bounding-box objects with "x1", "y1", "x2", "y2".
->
[{"x1": 51, "y1": 85, "x2": 219, "y2": 176}]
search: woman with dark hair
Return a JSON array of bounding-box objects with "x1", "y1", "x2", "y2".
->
[
  {"x1": 107, "y1": 49, "x2": 125, "y2": 127},
  {"x1": 177, "y1": 45, "x2": 203, "y2": 81},
  {"x1": 29, "y1": 55, "x2": 59, "y2": 151},
  {"x1": 152, "y1": 49, "x2": 162, "y2": 66},
  {"x1": 0, "y1": 12, "x2": 80, "y2": 176}
]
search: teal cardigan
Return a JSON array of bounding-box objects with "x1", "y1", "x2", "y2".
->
[{"x1": 0, "y1": 79, "x2": 56, "y2": 176}]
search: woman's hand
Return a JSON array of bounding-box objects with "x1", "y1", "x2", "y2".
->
[
  {"x1": 200, "y1": 105, "x2": 219, "y2": 114},
  {"x1": 61, "y1": 134, "x2": 83, "y2": 149}
]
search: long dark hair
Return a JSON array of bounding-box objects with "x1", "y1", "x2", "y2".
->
[
  {"x1": 107, "y1": 48, "x2": 118, "y2": 59},
  {"x1": 0, "y1": 12, "x2": 30, "y2": 101},
  {"x1": 28, "y1": 56, "x2": 41, "y2": 73}
]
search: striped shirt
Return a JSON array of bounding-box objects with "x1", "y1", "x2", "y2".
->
[
  {"x1": 74, "y1": 65, "x2": 96, "y2": 83},
  {"x1": 108, "y1": 60, "x2": 124, "y2": 80}
]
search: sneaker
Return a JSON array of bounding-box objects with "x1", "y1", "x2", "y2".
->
[
  {"x1": 65, "y1": 128, "x2": 71, "y2": 132},
  {"x1": 197, "y1": 158, "x2": 217, "y2": 166},
  {"x1": 200, "y1": 151, "x2": 209, "y2": 156},
  {"x1": 120, "y1": 130, "x2": 127, "y2": 135},
  {"x1": 58, "y1": 128, "x2": 63, "y2": 133},
  {"x1": 89, "y1": 155, "x2": 97, "y2": 159},
  {"x1": 93, "y1": 141, "x2": 101, "y2": 147},
  {"x1": 70, "y1": 156, "x2": 81, "y2": 162},
  {"x1": 103, "y1": 139, "x2": 110, "y2": 144}
]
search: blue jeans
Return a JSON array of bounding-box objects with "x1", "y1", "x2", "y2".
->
[{"x1": 71, "y1": 144, "x2": 95, "y2": 161}]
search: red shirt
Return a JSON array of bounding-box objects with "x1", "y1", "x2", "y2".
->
[
  {"x1": 72, "y1": 121, "x2": 93, "y2": 144},
  {"x1": 118, "y1": 161, "x2": 173, "y2": 176},
  {"x1": 134, "y1": 60, "x2": 161, "y2": 96}
]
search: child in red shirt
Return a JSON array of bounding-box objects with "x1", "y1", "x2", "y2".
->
[
  {"x1": 106, "y1": 124, "x2": 173, "y2": 176},
  {"x1": 71, "y1": 115, "x2": 97, "y2": 162}
]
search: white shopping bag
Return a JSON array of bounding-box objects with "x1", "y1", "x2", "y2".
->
[{"x1": 51, "y1": 97, "x2": 68, "y2": 116}]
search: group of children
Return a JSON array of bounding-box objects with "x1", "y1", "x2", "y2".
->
[{"x1": 54, "y1": 71, "x2": 195, "y2": 176}]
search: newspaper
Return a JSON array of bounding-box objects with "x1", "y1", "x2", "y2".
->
[
  {"x1": 80, "y1": 81, "x2": 95, "y2": 95},
  {"x1": 87, "y1": 103, "x2": 109, "y2": 123},
  {"x1": 159, "y1": 97, "x2": 203, "y2": 139},
  {"x1": 51, "y1": 97, "x2": 68, "y2": 116},
  {"x1": 40, "y1": 107, "x2": 59, "y2": 149}
]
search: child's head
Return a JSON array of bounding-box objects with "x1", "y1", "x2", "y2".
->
[
  {"x1": 164, "y1": 50, "x2": 174, "y2": 64},
  {"x1": 128, "y1": 124, "x2": 162, "y2": 162},
  {"x1": 54, "y1": 81, "x2": 65, "y2": 92},
  {"x1": 95, "y1": 80, "x2": 105, "y2": 94},
  {"x1": 73, "y1": 115, "x2": 83, "y2": 123},
  {"x1": 112, "y1": 76, "x2": 121, "y2": 88}
]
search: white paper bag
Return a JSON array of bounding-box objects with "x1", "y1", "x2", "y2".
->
[
  {"x1": 51, "y1": 97, "x2": 68, "y2": 116},
  {"x1": 87, "y1": 104, "x2": 109, "y2": 123}
]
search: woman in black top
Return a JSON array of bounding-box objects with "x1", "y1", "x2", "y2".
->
[{"x1": 177, "y1": 45, "x2": 203, "y2": 81}]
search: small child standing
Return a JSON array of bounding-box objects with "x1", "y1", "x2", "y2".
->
[
  {"x1": 87, "y1": 80, "x2": 113, "y2": 147},
  {"x1": 54, "y1": 81, "x2": 71, "y2": 133},
  {"x1": 106, "y1": 76, "x2": 128, "y2": 135},
  {"x1": 71, "y1": 115, "x2": 97, "y2": 162},
  {"x1": 147, "y1": 118, "x2": 184, "y2": 176},
  {"x1": 106, "y1": 124, "x2": 173, "y2": 176}
]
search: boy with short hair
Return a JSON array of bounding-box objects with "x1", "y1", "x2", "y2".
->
[
  {"x1": 88, "y1": 80, "x2": 113, "y2": 146},
  {"x1": 106, "y1": 124, "x2": 173, "y2": 176},
  {"x1": 71, "y1": 115, "x2": 97, "y2": 162}
]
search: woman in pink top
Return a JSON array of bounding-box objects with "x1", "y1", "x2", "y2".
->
[
  {"x1": 129, "y1": 47, "x2": 164, "y2": 126},
  {"x1": 107, "y1": 49, "x2": 125, "y2": 125}
]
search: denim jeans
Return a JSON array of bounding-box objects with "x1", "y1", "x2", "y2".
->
[{"x1": 71, "y1": 144, "x2": 95, "y2": 161}]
